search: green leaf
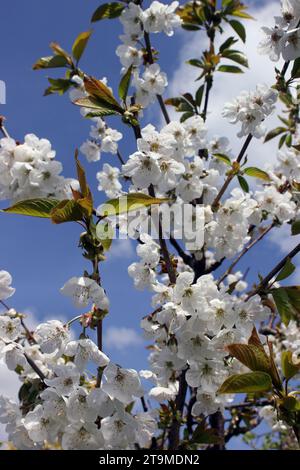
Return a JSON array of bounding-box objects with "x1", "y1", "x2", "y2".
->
[
  {"x1": 218, "y1": 372, "x2": 272, "y2": 394},
  {"x1": 33, "y1": 55, "x2": 69, "y2": 70},
  {"x1": 264, "y1": 127, "x2": 287, "y2": 143},
  {"x1": 280, "y1": 396, "x2": 300, "y2": 411},
  {"x1": 217, "y1": 65, "x2": 243, "y2": 73},
  {"x1": 270, "y1": 286, "x2": 300, "y2": 326},
  {"x1": 44, "y1": 78, "x2": 72, "y2": 96},
  {"x1": 238, "y1": 175, "x2": 249, "y2": 192},
  {"x1": 164, "y1": 97, "x2": 184, "y2": 109},
  {"x1": 291, "y1": 58, "x2": 300, "y2": 79},
  {"x1": 118, "y1": 65, "x2": 133, "y2": 102},
  {"x1": 275, "y1": 258, "x2": 296, "y2": 282},
  {"x1": 91, "y1": 2, "x2": 125, "y2": 22},
  {"x1": 50, "y1": 199, "x2": 87, "y2": 224},
  {"x1": 2, "y1": 198, "x2": 60, "y2": 218},
  {"x1": 96, "y1": 222, "x2": 114, "y2": 251},
  {"x1": 219, "y1": 36, "x2": 237, "y2": 53},
  {"x1": 75, "y1": 97, "x2": 120, "y2": 116},
  {"x1": 50, "y1": 42, "x2": 71, "y2": 61},
  {"x1": 221, "y1": 50, "x2": 248, "y2": 67},
  {"x1": 181, "y1": 23, "x2": 201, "y2": 31},
  {"x1": 72, "y1": 31, "x2": 92, "y2": 63},
  {"x1": 279, "y1": 133, "x2": 288, "y2": 149},
  {"x1": 243, "y1": 167, "x2": 270, "y2": 181},
  {"x1": 292, "y1": 220, "x2": 300, "y2": 235},
  {"x1": 271, "y1": 288, "x2": 293, "y2": 326},
  {"x1": 281, "y1": 350, "x2": 300, "y2": 381},
  {"x1": 180, "y1": 111, "x2": 194, "y2": 122},
  {"x1": 97, "y1": 193, "x2": 169, "y2": 217},
  {"x1": 229, "y1": 19, "x2": 246, "y2": 42},
  {"x1": 286, "y1": 134, "x2": 292, "y2": 147},
  {"x1": 192, "y1": 423, "x2": 221, "y2": 444},
  {"x1": 195, "y1": 85, "x2": 205, "y2": 107},
  {"x1": 213, "y1": 153, "x2": 231, "y2": 165},
  {"x1": 187, "y1": 59, "x2": 203, "y2": 68},
  {"x1": 75, "y1": 150, "x2": 90, "y2": 198},
  {"x1": 222, "y1": 0, "x2": 233, "y2": 6},
  {"x1": 227, "y1": 343, "x2": 271, "y2": 374},
  {"x1": 231, "y1": 9, "x2": 254, "y2": 20},
  {"x1": 84, "y1": 76, "x2": 122, "y2": 111}
]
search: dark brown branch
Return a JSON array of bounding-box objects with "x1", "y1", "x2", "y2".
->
[
  {"x1": 209, "y1": 411, "x2": 225, "y2": 450},
  {"x1": 211, "y1": 134, "x2": 253, "y2": 210},
  {"x1": 247, "y1": 242, "x2": 300, "y2": 299},
  {"x1": 211, "y1": 48, "x2": 297, "y2": 212},
  {"x1": 202, "y1": 74, "x2": 213, "y2": 122},
  {"x1": 116, "y1": 149, "x2": 125, "y2": 165},
  {"x1": 169, "y1": 236, "x2": 193, "y2": 266},
  {"x1": 217, "y1": 223, "x2": 274, "y2": 286},
  {"x1": 24, "y1": 353, "x2": 46, "y2": 382},
  {"x1": 143, "y1": 32, "x2": 171, "y2": 125},
  {"x1": 141, "y1": 396, "x2": 148, "y2": 412},
  {"x1": 168, "y1": 369, "x2": 188, "y2": 449},
  {"x1": 225, "y1": 399, "x2": 271, "y2": 410},
  {"x1": 0, "y1": 116, "x2": 10, "y2": 138}
]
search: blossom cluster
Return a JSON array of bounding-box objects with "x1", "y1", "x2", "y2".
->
[
  {"x1": 116, "y1": 2, "x2": 181, "y2": 108},
  {"x1": 258, "y1": 0, "x2": 300, "y2": 62},
  {"x1": 222, "y1": 84, "x2": 278, "y2": 138},
  {"x1": 0, "y1": 134, "x2": 76, "y2": 202},
  {"x1": 0, "y1": 273, "x2": 157, "y2": 450},
  {"x1": 138, "y1": 266, "x2": 270, "y2": 413}
]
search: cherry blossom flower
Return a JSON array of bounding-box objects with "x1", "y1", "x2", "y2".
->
[
  {"x1": 102, "y1": 363, "x2": 144, "y2": 404},
  {"x1": 60, "y1": 276, "x2": 109, "y2": 310}
]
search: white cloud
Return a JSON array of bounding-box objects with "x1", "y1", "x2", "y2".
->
[
  {"x1": 269, "y1": 224, "x2": 300, "y2": 253},
  {"x1": 166, "y1": 0, "x2": 282, "y2": 168},
  {"x1": 107, "y1": 238, "x2": 135, "y2": 260},
  {"x1": 104, "y1": 326, "x2": 143, "y2": 351},
  {"x1": 167, "y1": 0, "x2": 300, "y2": 257}
]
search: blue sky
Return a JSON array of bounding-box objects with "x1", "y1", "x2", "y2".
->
[{"x1": 0, "y1": 0, "x2": 299, "y2": 449}]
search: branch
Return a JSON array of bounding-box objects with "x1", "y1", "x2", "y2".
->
[
  {"x1": 217, "y1": 223, "x2": 274, "y2": 286},
  {"x1": 247, "y1": 242, "x2": 300, "y2": 299},
  {"x1": 168, "y1": 369, "x2": 188, "y2": 449},
  {"x1": 143, "y1": 32, "x2": 171, "y2": 125},
  {"x1": 209, "y1": 411, "x2": 225, "y2": 450},
  {"x1": 211, "y1": 134, "x2": 253, "y2": 209},
  {"x1": 169, "y1": 236, "x2": 194, "y2": 266},
  {"x1": 24, "y1": 353, "x2": 46, "y2": 382},
  {"x1": 202, "y1": 73, "x2": 213, "y2": 122},
  {"x1": 211, "y1": 50, "x2": 296, "y2": 212},
  {"x1": 116, "y1": 149, "x2": 125, "y2": 165},
  {"x1": 0, "y1": 116, "x2": 10, "y2": 138},
  {"x1": 225, "y1": 399, "x2": 271, "y2": 410}
]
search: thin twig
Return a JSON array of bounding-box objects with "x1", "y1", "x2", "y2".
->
[
  {"x1": 141, "y1": 396, "x2": 148, "y2": 412},
  {"x1": 211, "y1": 50, "x2": 297, "y2": 212},
  {"x1": 143, "y1": 32, "x2": 171, "y2": 125},
  {"x1": 211, "y1": 134, "x2": 253, "y2": 209},
  {"x1": 247, "y1": 242, "x2": 300, "y2": 300},
  {"x1": 24, "y1": 353, "x2": 46, "y2": 382},
  {"x1": 169, "y1": 236, "x2": 193, "y2": 266},
  {"x1": 168, "y1": 369, "x2": 188, "y2": 449},
  {"x1": 0, "y1": 116, "x2": 10, "y2": 138},
  {"x1": 117, "y1": 149, "x2": 125, "y2": 165},
  {"x1": 225, "y1": 399, "x2": 271, "y2": 410},
  {"x1": 217, "y1": 223, "x2": 274, "y2": 286},
  {"x1": 202, "y1": 74, "x2": 213, "y2": 122}
]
